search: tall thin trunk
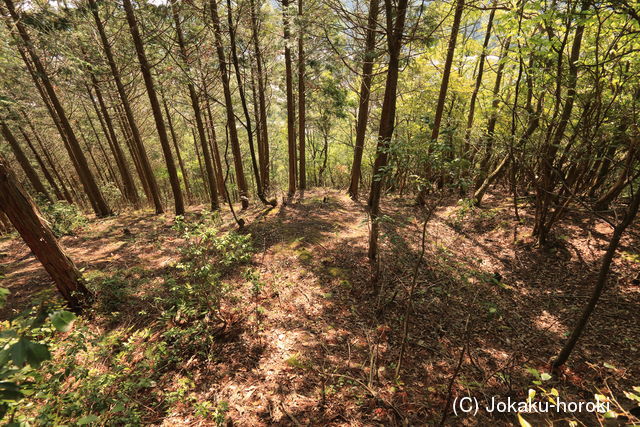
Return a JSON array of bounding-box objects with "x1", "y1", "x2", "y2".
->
[
  {"x1": 534, "y1": 0, "x2": 589, "y2": 244},
  {"x1": 17, "y1": 126, "x2": 64, "y2": 201},
  {"x1": 0, "y1": 154, "x2": 92, "y2": 310},
  {"x1": 209, "y1": 0, "x2": 249, "y2": 209},
  {"x1": 225, "y1": 0, "x2": 273, "y2": 205},
  {"x1": 162, "y1": 96, "x2": 194, "y2": 204},
  {"x1": 348, "y1": 0, "x2": 380, "y2": 200},
  {"x1": 1, "y1": 122, "x2": 52, "y2": 202},
  {"x1": 462, "y1": 6, "x2": 495, "y2": 158},
  {"x1": 474, "y1": 36, "x2": 511, "y2": 188},
  {"x1": 170, "y1": 0, "x2": 217, "y2": 210},
  {"x1": 88, "y1": 80, "x2": 140, "y2": 208},
  {"x1": 250, "y1": 0, "x2": 270, "y2": 192},
  {"x1": 122, "y1": 0, "x2": 184, "y2": 215},
  {"x1": 283, "y1": 0, "x2": 297, "y2": 196},
  {"x1": 4, "y1": 0, "x2": 112, "y2": 217},
  {"x1": 417, "y1": 0, "x2": 464, "y2": 204},
  {"x1": 367, "y1": 0, "x2": 409, "y2": 261},
  {"x1": 203, "y1": 90, "x2": 227, "y2": 197},
  {"x1": 553, "y1": 185, "x2": 640, "y2": 369},
  {"x1": 23, "y1": 114, "x2": 74, "y2": 203},
  {"x1": 88, "y1": 0, "x2": 163, "y2": 214},
  {"x1": 298, "y1": 0, "x2": 306, "y2": 190}
]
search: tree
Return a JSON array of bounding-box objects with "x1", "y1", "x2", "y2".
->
[
  {"x1": 170, "y1": 0, "x2": 218, "y2": 211},
  {"x1": 283, "y1": 0, "x2": 297, "y2": 196},
  {"x1": 87, "y1": 0, "x2": 164, "y2": 214},
  {"x1": 3, "y1": 0, "x2": 112, "y2": 217},
  {"x1": 347, "y1": 0, "x2": 380, "y2": 200},
  {"x1": 209, "y1": 0, "x2": 250, "y2": 209},
  {"x1": 122, "y1": 0, "x2": 185, "y2": 215},
  {"x1": 367, "y1": 0, "x2": 409, "y2": 261},
  {"x1": 0, "y1": 154, "x2": 92, "y2": 310}
]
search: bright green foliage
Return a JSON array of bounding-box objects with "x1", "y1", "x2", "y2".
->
[{"x1": 38, "y1": 199, "x2": 87, "y2": 237}]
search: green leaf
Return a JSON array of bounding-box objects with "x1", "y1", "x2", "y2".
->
[
  {"x1": 77, "y1": 414, "x2": 99, "y2": 425},
  {"x1": 50, "y1": 310, "x2": 76, "y2": 332},
  {"x1": 0, "y1": 381, "x2": 23, "y2": 401},
  {"x1": 25, "y1": 341, "x2": 50, "y2": 368},
  {"x1": 10, "y1": 338, "x2": 29, "y2": 367},
  {"x1": 604, "y1": 362, "x2": 617, "y2": 370},
  {"x1": 540, "y1": 373, "x2": 552, "y2": 381}
]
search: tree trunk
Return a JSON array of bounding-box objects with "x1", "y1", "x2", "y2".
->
[
  {"x1": 162, "y1": 95, "x2": 194, "y2": 205},
  {"x1": 4, "y1": 0, "x2": 112, "y2": 217},
  {"x1": 348, "y1": 0, "x2": 380, "y2": 200},
  {"x1": 298, "y1": 0, "x2": 307, "y2": 191},
  {"x1": 225, "y1": 0, "x2": 273, "y2": 206},
  {"x1": 88, "y1": 80, "x2": 140, "y2": 208},
  {"x1": 122, "y1": 0, "x2": 184, "y2": 215},
  {"x1": 416, "y1": 0, "x2": 464, "y2": 204},
  {"x1": 553, "y1": 184, "x2": 640, "y2": 369},
  {"x1": 17, "y1": 125, "x2": 64, "y2": 201},
  {"x1": 462, "y1": 6, "x2": 495, "y2": 159},
  {"x1": 209, "y1": 0, "x2": 249, "y2": 209},
  {"x1": 170, "y1": 0, "x2": 217, "y2": 210},
  {"x1": 88, "y1": 0, "x2": 164, "y2": 214},
  {"x1": 283, "y1": 0, "x2": 298, "y2": 196},
  {"x1": 250, "y1": 0, "x2": 271, "y2": 193},
  {"x1": 367, "y1": 0, "x2": 409, "y2": 261},
  {"x1": 0, "y1": 154, "x2": 92, "y2": 310},
  {"x1": 1, "y1": 121, "x2": 52, "y2": 202}
]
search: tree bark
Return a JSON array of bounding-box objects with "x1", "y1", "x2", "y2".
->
[
  {"x1": 0, "y1": 154, "x2": 92, "y2": 310},
  {"x1": 170, "y1": 0, "x2": 217, "y2": 210},
  {"x1": 553, "y1": 184, "x2": 640, "y2": 369},
  {"x1": 298, "y1": 0, "x2": 307, "y2": 191},
  {"x1": 1, "y1": 121, "x2": 52, "y2": 202},
  {"x1": 250, "y1": 0, "x2": 271, "y2": 193},
  {"x1": 4, "y1": 0, "x2": 112, "y2": 217},
  {"x1": 225, "y1": 0, "x2": 273, "y2": 206},
  {"x1": 283, "y1": 0, "x2": 297, "y2": 196},
  {"x1": 88, "y1": 0, "x2": 164, "y2": 214},
  {"x1": 367, "y1": 0, "x2": 409, "y2": 261},
  {"x1": 348, "y1": 0, "x2": 380, "y2": 200},
  {"x1": 209, "y1": 0, "x2": 249, "y2": 209},
  {"x1": 87, "y1": 80, "x2": 140, "y2": 208},
  {"x1": 122, "y1": 0, "x2": 185, "y2": 215}
]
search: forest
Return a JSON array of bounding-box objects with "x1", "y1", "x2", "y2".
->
[{"x1": 0, "y1": 0, "x2": 639, "y2": 424}]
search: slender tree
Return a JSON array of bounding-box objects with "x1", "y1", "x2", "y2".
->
[
  {"x1": 348, "y1": 0, "x2": 380, "y2": 200},
  {"x1": 122, "y1": 0, "x2": 185, "y2": 215},
  {"x1": 209, "y1": 0, "x2": 250, "y2": 209},
  {"x1": 367, "y1": 0, "x2": 409, "y2": 261},
  {"x1": 3, "y1": 0, "x2": 112, "y2": 217}
]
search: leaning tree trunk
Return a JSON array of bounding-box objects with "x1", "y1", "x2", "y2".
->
[
  {"x1": 348, "y1": 0, "x2": 380, "y2": 200},
  {"x1": 0, "y1": 154, "x2": 92, "y2": 310},
  {"x1": 210, "y1": 0, "x2": 249, "y2": 209},
  {"x1": 1, "y1": 121, "x2": 52, "y2": 202},
  {"x1": 16, "y1": 124, "x2": 64, "y2": 201},
  {"x1": 122, "y1": 0, "x2": 184, "y2": 215},
  {"x1": 553, "y1": 184, "x2": 640, "y2": 369},
  {"x1": 88, "y1": 0, "x2": 163, "y2": 214},
  {"x1": 3, "y1": 0, "x2": 112, "y2": 217}
]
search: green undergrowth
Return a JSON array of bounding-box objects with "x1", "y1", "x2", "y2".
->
[{"x1": 2, "y1": 215, "x2": 254, "y2": 425}]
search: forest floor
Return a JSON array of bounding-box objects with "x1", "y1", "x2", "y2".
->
[{"x1": 1, "y1": 188, "x2": 639, "y2": 426}]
